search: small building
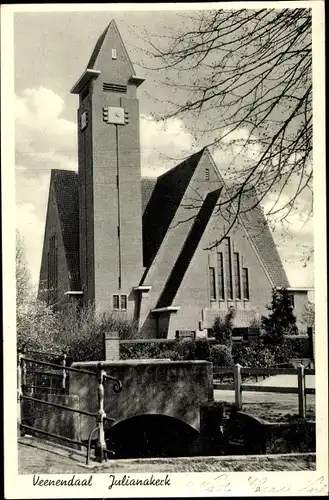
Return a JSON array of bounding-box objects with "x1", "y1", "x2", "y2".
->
[{"x1": 38, "y1": 20, "x2": 310, "y2": 337}]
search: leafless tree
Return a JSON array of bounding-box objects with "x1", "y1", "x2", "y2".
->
[
  {"x1": 134, "y1": 8, "x2": 312, "y2": 248},
  {"x1": 16, "y1": 230, "x2": 31, "y2": 307}
]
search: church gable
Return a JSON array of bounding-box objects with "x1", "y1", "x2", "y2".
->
[
  {"x1": 142, "y1": 149, "x2": 205, "y2": 268},
  {"x1": 38, "y1": 173, "x2": 72, "y2": 307}
]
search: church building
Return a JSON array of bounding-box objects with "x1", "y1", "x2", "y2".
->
[{"x1": 38, "y1": 20, "x2": 309, "y2": 338}]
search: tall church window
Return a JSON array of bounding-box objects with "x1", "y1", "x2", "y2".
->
[
  {"x1": 217, "y1": 252, "x2": 225, "y2": 299},
  {"x1": 234, "y1": 252, "x2": 241, "y2": 299},
  {"x1": 242, "y1": 268, "x2": 250, "y2": 300},
  {"x1": 224, "y1": 237, "x2": 233, "y2": 300},
  {"x1": 209, "y1": 267, "x2": 216, "y2": 300}
]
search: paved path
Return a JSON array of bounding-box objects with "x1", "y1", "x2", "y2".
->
[{"x1": 18, "y1": 438, "x2": 315, "y2": 473}]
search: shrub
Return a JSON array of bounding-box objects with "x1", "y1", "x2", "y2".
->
[
  {"x1": 232, "y1": 339, "x2": 276, "y2": 368},
  {"x1": 19, "y1": 301, "x2": 139, "y2": 362},
  {"x1": 17, "y1": 298, "x2": 62, "y2": 353},
  {"x1": 175, "y1": 337, "x2": 211, "y2": 361},
  {"x1": 262, "y1": 287, "x2": 298, "y2": 344},
  {"x1": 283, "y1": 336, "x2": 310, "y2": 359},
  {"x1": 120, "y1": 341, "x2": 164, "y2": 360},
  {"x1": 211, "y1": 307, "x2": 235, "y2": 348},
  {"x1": 210, "y1": 344, "x2": 234, "y2": 367}
]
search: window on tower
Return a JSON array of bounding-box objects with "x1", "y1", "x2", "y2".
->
[
  {"x1": 120, "y1": 294, "x2": 127, "y2": 310},
  {"x1": 113, "y1": 294, "x2": 128, "y2": 311},
  {"x1": 113, "y1": 294, "x2": 120, "y2": 310}
]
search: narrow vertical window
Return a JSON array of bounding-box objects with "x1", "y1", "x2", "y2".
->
[
  {"x1": 224, "y1": 238, "x2": 233, "y2": 300},
  {"x1": 234, "y1": 252, "x2": 241, "y2": 299},
  {"x1": 242, "y1": 268, "x2": 250, "y2": 300},
  {"x1": 209, "y1": 267, "x2": 216, "y2": 301},
  {"x1": 113, "y1": 294, "x2": 120, "y2": 310},
  {"x1": 217, "y1": 252, "x2": 225, "y2": 299},
  {"x1": 205, "y1": 168, "x2": 210, "y2": 181},
  {"x1": 120, "y1": 294, "x2": 127, "y2": 310}
]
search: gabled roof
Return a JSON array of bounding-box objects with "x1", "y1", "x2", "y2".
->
[
  {"x1": 142, "y1": 149, "x2": 205, "y2": 267},
  {"x1": 156, "y1": 188, "x2": 222, "y2": 308},
  {"x1": 51, "y1": 170, "x2": 80, "y2": 290},
  {"x1": 47, "y1": 156, "x2": 289, "y2": 291}
]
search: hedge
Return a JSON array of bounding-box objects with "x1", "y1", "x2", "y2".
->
[{"x1": 120, "y1": 335, "x2": 312, "y2": 368}]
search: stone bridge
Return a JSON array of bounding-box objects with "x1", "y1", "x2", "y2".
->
[{"x1": 70, "y1": 359, "x2": 215, "y2": 457}]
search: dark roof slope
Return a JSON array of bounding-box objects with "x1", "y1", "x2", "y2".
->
[
  {"x1": 156, "y1": 188, "x2": 222, "y2": 308},
  {"x1": 141, "y1": 177, "x2": 157, "y2": 213},
  {"x1": 142, "y1": 149, "x2": 205, "y2": 268},
  {"x1": 51, "y1": 170, "x2": 80, "y2": 290},
  {"x1": 237, "y1": 187, "x2": 290, "y2": 287}
]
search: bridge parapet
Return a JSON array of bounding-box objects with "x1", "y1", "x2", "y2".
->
[{"x1": 70, "y1": 359, "x2": 213, "y2": 440}]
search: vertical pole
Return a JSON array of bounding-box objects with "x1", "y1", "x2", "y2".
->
[
  {"x1": 234, "y1": 363, "x2": 242, "y2": 410},
  {"x1": 95, "y1": 363, "x2": 107, "y2": 463},
  {"x1": 17, "y1": 352, "x2": 26, "y2": 435},
  {"x1": 62, "y1": 353, "x2": 67, "y2": 391},
  {"x1": 297, "y1": 363, "x2": 306, "y2": 418},
  {"x1": 17, "y1": 353, "x2": 22, "y2": 434}
]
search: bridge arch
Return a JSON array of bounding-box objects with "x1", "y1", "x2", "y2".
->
[{"x1": 105, "y1": 414, "x2": 200, "y2": 459}]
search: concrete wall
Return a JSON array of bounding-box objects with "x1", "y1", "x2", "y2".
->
[
  {"x1": 22, "y1": 393, "x2": 81, "y2": 445},
  {"x1": 70, "y1": 359, "x2": 213, "y2": 441}
]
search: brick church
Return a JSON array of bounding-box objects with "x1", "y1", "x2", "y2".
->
[{"x1": 38, "y1": 20, "x2": 309, "y2": 338}]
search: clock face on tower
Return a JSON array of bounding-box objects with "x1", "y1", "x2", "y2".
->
[{"x1": 80, "y1": 111, "x2": 88, "y2": 131}]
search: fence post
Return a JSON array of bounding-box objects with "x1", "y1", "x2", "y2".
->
[
  {"x1": 62, "y1": 353, "x2": 67, "y2": 391},
  {"x1": 95, "y1": 363, "x2": 107, "y2": 463},
  {"x1": 297, "y1": 363, "x2": 306, "y2": 418},
  {"x1": 234, "y1": 363, "x2": 242, "y2": 410}
]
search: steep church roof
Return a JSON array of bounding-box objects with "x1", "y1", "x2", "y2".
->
[
  {"x1": 51, "y1": 170, "x2": 80, "y2": 290},
  {"x1": 86, "y1": 19, "x2": 135, "y2": 75},
  {"x1": 49, "y1": 149, "x2": 289, "y2": 291},
  {"x1": 142, "y1": 149, "x2": 205, "y2": 267},
  {"x1": 237, "y1": 188, "x2": 290, "y2": 287}
]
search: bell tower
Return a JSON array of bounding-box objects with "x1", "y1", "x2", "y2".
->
[{"x1": 71, "y1": 20, "x2": 144, "y2": 313}]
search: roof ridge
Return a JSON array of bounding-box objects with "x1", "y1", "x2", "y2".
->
[{"x1": 156, "y1": 148, "x2": 205, "y2": 181}]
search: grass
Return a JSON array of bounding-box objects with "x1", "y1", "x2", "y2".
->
[{"x1": 241, "y1": 402, "x2": 315, "y2": 422}]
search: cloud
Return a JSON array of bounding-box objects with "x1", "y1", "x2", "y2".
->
[{"x1": 140, "y1": 114, "x2": 197, "y2": 176}]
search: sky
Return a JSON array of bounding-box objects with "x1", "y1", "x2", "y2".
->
[{"x1": 14, "y1": 8, "x2": 315, "y2": 293}]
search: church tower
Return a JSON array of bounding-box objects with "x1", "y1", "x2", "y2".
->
[{"x1": 71, "y1": 20, "x2": 144, "y2": 313}]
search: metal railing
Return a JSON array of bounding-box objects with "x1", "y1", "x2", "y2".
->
[{"x1": 17, "y1": 353, "x2": 122, "y2": 465}]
